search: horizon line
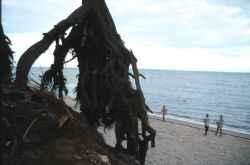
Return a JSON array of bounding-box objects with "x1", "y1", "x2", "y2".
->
[{"x1": 19, "y1": 66, "x2": 250, "y2": 74}]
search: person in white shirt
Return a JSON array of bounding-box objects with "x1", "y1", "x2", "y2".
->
[
  {"x1": 215, "y1": 115, "x2": 224, "y2": 136},
  {"x1": 204, "y1": 114, "x2": 210, "y2": 135}
]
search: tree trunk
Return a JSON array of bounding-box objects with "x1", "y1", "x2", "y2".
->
[{"x1": 0, "y1": 24, "x2": 13, "y2": 84}]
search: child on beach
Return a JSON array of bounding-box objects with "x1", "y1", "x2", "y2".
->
[
  {"x1": 215, "y1": 115, "x2": 224, "y2": 136},
  {"x1": 203, "y1": 114, "x2": 209, "y2": 135},
  {"x1": 161, "y1": 105, "x2": 168, "y2": 121}
]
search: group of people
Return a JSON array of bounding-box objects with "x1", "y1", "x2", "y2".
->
[
  {"x1": 160, "y1": 105, "x2": 224, "y2": 136},
  {"x1": 204, "y1": 114, "x2": 224, "y2": 136}
]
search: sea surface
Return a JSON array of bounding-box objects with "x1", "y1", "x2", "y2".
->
[{"x1": 29, "y1": 67, "x2": 250, "y2": 134}]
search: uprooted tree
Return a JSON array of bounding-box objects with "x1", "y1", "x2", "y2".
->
[{"x1": 14, "y1": 0, "x2": 156, "y2": 164}]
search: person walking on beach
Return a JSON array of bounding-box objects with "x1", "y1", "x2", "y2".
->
[
  {"x1": 203, "y1": 114, "x2": 210, "y2": 135},
  {"x1": 215, "y1": 115, "x2": 224, "y2": 136},
  {"x1": 161, "y1": 105, "x2": 168, "y2": 121}
]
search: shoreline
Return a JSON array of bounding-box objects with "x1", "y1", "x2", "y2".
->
[
  {"x1": 149, "y1": 114, "x2": 250, "y2": 140},
  {"x1": 64, "y1": 96, "x2": 250, "y2": 140}
]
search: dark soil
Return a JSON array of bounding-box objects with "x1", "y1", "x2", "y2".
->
[{"x1": 1, "y1": 86, "x2": 138, "y2": 165}]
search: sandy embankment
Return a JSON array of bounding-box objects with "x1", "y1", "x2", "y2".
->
[{"x1": 65, "y1": 97, "x2": 250, "y2": 165}]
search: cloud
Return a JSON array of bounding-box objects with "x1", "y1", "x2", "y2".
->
[
  {"x1": 8, "y1": 33, "x2": 78, "y2": 68},
  {"x1": 8, "y1": 33, "x2": 54, "y2": 67},
  {"x1": 2, "y1": 0, "x2": 81, "y2": 33},
  {"x1": 133, "y1": 45, "x2": 250, "y2": 72},
  {"x1": 3, "y1": 0, "x2": 250, "y2": 72},
  {"x1": 107, "y1": 0, "x2": 250, "y2": 48}
]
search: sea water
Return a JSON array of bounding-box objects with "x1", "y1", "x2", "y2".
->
[{"x1": 29, "y1": 67, "x2": 250, "y2": 134}]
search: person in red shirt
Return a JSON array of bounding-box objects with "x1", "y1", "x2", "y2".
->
[{"x1": 161, "y1": 105, "x2": 168, "y2": 121}]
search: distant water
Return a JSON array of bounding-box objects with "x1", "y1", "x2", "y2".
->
[{"x1": 29, "y1": 67, "x2": 250, "y2": 134}]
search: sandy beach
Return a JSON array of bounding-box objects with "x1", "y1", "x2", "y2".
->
[
  {"x1": 99, "y1": 117, "x2": 250, "y2": 165},
  {"x1": 65, "y1": 97, "x2": 250, "y2": 165}
]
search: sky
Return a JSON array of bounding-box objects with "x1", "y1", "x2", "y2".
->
[{"x1": 2, "y1": 0, "x2": 250, "y2": 72}]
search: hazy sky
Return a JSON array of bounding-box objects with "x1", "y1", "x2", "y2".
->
[{"x1": 3, "y1": 0, "x2": 250, "y2": 72}]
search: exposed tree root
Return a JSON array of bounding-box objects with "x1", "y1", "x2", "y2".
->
[{"x1": 13, "y1": 0, "x2": 156, "y2": 164}]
